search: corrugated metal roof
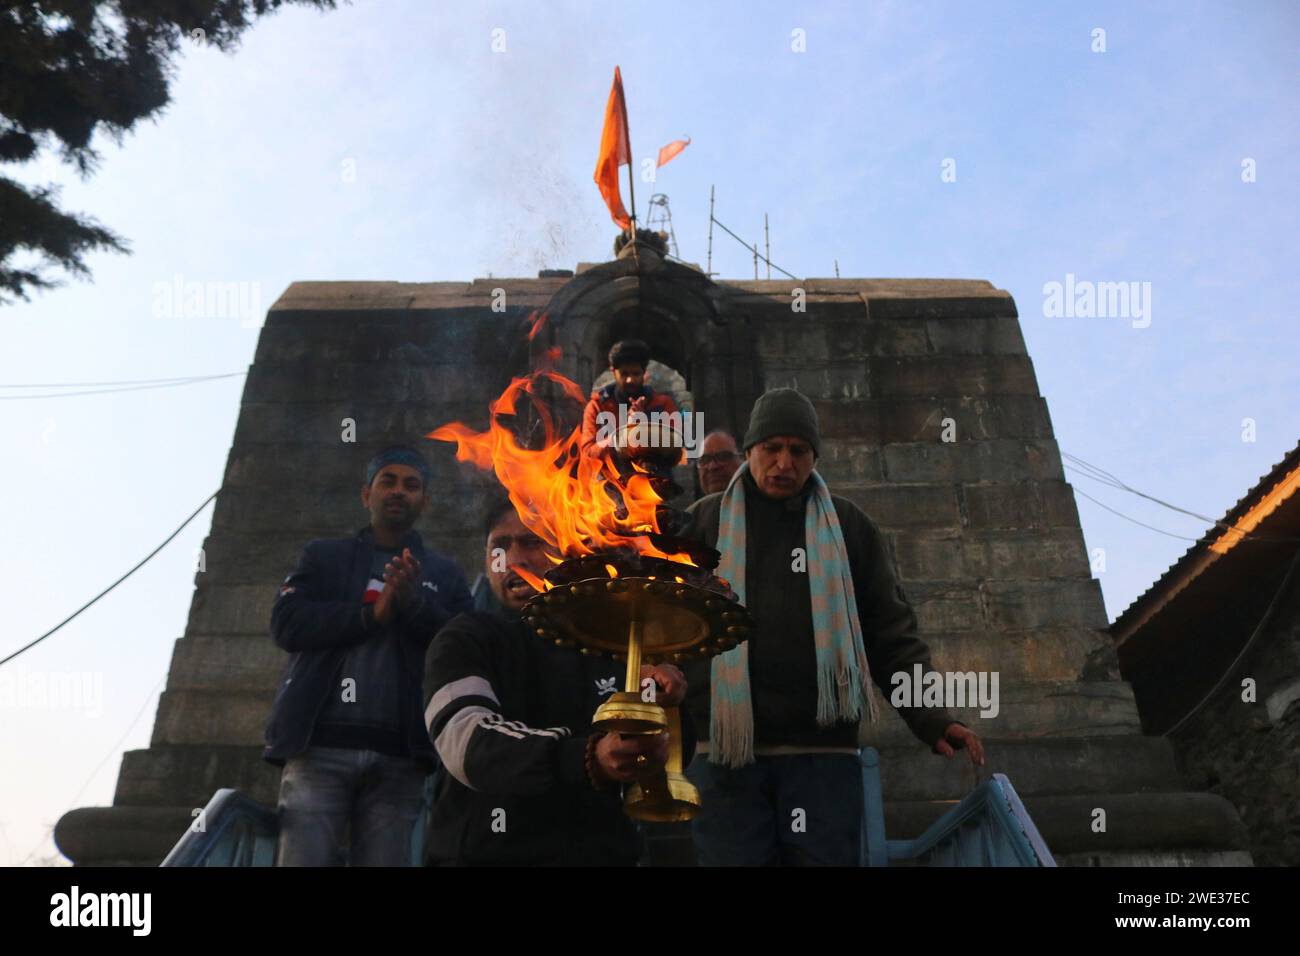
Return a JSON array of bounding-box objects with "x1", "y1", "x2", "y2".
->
[{"x1": 1111, "y1": 437, "x2": 1300, "y2": 634}]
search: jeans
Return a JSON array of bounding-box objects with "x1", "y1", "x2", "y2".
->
[
  {"x1": 686, "y1": 752, "x2": 863, "y2": 866},
  {"x1": 276, "y1": 746, "x2": 428, "y2": 866}
]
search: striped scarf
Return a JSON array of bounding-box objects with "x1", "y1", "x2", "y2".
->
[{"x1": 709, "y1": 462, "x2": 879, "y2": 767}]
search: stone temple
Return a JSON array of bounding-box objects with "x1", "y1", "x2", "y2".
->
[{"x1": 56, "y1": 242, "x2": 1252, "y2": 865}]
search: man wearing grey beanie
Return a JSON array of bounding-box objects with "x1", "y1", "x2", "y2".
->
[{"x1": 682, "y1": 388, "x2": 984, "y2": 866}]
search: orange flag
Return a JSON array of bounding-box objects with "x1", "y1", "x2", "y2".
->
[
  {"x1": 656, "y1": 136, "x2": 691, "y2": 168},
  {"x1": 594, "y1": 67, "x2": 631, "y2": 231}
]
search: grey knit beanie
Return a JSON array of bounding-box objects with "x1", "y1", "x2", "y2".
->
[{"x1": 742, "y1": 388, "x2": 821, "y2": 458}]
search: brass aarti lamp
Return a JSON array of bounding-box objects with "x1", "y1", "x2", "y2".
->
[{"x1": 522, "y1": 553, "x2": 752, "y2": 822}]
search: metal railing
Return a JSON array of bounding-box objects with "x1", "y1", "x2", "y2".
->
[
  {"x1": 162, "y1": 754, "x2": 1052, "y2": 866},
  {"x1": 160, "y1": 789, "x2": 279, "y2": 867},
  {"x1": 159, "y1": 775, "x2": 436, "y2": 867},
  {"x1": 859, "y1": 746, "x2": 1056, "y2": 866}
]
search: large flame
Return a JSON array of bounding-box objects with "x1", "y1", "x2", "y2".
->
[{"x1": 429, "y1": 366, "x2": 694, "y2": 566}]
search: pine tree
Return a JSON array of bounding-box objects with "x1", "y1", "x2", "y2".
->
[{"x1": 0, "y1": 0, "x2": 337, "y2": 304}]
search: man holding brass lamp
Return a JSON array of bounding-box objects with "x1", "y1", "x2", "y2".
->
[{"x1": 422, "y1": 493, "x2": 693, "y2": 865}]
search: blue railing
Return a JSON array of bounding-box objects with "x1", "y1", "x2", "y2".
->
[
  {"x1": 160, "y1": 776, "x2": 435, "y2": 867},
  {"x1": 163, "y1": 753, "x2": 1052, "y2": 866},
  {"x1": 160, "y1": 789, "x2": 279, "y2": 867},
  {"x1": 858, "y1": 746, "x2": 1055, "y2": 866}
]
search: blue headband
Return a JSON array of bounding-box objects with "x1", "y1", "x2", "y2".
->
[{"x1": 366, "y1": 446, "x2": 431, "y2": 488}]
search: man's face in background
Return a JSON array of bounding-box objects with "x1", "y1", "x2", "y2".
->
[
  {"x1": 361, "y1": 464, "x2": 429, "y2": 532},
  {"x1": 697, "y1": 431, "x2": 741, "y2": 495},
  {"x1": 486, "y1": 511, "x2": 556, "y2": 611}
]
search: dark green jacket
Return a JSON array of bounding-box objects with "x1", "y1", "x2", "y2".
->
[{"x1": 683, "y1": 469, "x2": 960, "y2": 751}]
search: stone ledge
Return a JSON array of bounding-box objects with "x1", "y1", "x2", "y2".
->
[
  {"x1": 270, "y1": 281, "x2": 475, "y2": 312},
  {"x1": 266, "y1": 278, "x2": 1018, "y2": 320},
  {"x1": 896, "y1": 577, "x2": 1108, "y2": 632},
  {"x1": 55, "y1": 805, "x2": 195, "y2": 867},
  {"x1": 1052, "y1": 850, "x2": 1254, "y2": 867},
  {"x1": 152, "y1": 689, "x2": 275, "y2": 747},
  {"x1": 862, "y1": 680, "x2": 1140, "y2": 742},
  {"x1": 875, "y1": 735, "x2": 1185, "y2": 801},
  {"x1": 891, "y1": 527, "x2": 1091, "y2": 581},
  {"x1": 116, "y1": 745, "x2": 279, "y2": 808},
  {"x1": 884, "y1": 790, "x2": 1250, "y2": 855},
  {"x1": 920, "y1": 628, "x2": 1119, "y2": 684},
  {"x1": 166, "y1": 635, "x2": 286, "y2": 692},
  {"x1": 722, "y1": 278, "x2": 1007, "y2": 298}
]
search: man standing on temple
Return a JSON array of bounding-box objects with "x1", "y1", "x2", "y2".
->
[
  {"x1": 580, "y1": 338, "x2": 686, "y2": 525},
  {"x1": 682, "y1": 388, "x2": 985, "y2": 866},
  {"x1": 580, "y1": 338, "x2": 679, "y2": 460},
  {"x1": 264, "y1": 446, "x2": 473, "y2": 866}
]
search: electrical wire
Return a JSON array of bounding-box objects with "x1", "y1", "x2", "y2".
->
[
  {"x1": 0, "y1": 492, "x2": 218, "y2": 668},
  {"x1": 1064, "y1": 455, "x2": 1300, "y2": 545},
  {"x1": 1069, "y1": 483, "x2": 1203, "y2": 541},
  {"x1": 0, "y1": 372, "x2": 244, "y2": 400},
  {"x1": 1063, "y1": 452, "x2": 1224, "y2": 527},
  {"x1": 0, "y1": 374, "x2": 236, "y2": 387}
]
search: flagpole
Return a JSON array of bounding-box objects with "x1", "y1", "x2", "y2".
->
[{"x1": 620, "y1": 73, "x2": 638, "y2": 264}]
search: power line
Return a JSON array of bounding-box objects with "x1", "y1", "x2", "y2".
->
[
  {"x1": 1070, "y1": 483, "x2": 1202, "y2": 541},
  {"x1": 1063, "y1": 452, "x2": 1224, "y2": 527},
  {"x1": 0, "y1": 374, "x2": 239, "y2": 387},
  {"x1": 1064, "y1": 454, "x2": 1300, "y2": 545},
  {"x1": 0, "y1": 373, "x2": 244, "y2": 400},
  {"x1": 0, "y1": 492, "x2": 218, "y2": 669}
]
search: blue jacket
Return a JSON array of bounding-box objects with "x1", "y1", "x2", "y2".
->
[{"x1": 263, "y1": 526, "x2": 473, "y2": 766}]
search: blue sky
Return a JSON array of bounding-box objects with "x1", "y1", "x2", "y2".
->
[{"x1": 0, "y1": 0, "x2": 1295, "y2": 864}]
